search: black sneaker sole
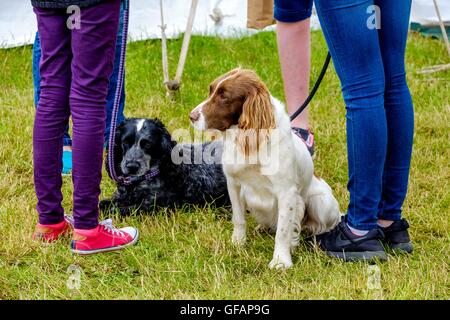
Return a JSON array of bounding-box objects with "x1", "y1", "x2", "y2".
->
[
  {"x1": 325, "y1": 250, "x2": 388, "y2": 262},
  {"x1": 389, "y1": 242, "x2": 413, "y2": 254}
]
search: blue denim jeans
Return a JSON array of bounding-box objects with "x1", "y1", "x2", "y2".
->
[
  {"x1": 32, "y1": 0, "x2": 126, "y2": 147},
  {"x1": 274, "y1": 0, "x2": 313, "y2": 22},
  {"x1": 280, "y1": 0, "x2": 414, "y2": 230}
]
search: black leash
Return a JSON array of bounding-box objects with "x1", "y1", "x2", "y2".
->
[{"x1": 290, "y1": 52, "x2": 331, "y2": 121}]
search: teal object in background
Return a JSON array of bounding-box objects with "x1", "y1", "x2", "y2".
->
[
  {"x1": 410, "y1": 22, "x2": 450, "y2": 40},
  {"x1": 62, "y1": 150, "x2": 73, "y2": 175}
]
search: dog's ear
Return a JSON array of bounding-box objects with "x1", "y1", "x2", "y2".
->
[
  {"x1": 150, "y1": 118, "x2": 175, "y2": 160},
  {"x1": 161, "y1": 133, "x2": 175, "y2": 155},
  {"x1": 159, "y1": 125, "x2": 176, "y2": 158},
  {"x1": 237, "y1": 81, "x2": 275, "y2": 154},
  {"x1": 238, "y1": 81, "x2": 275, "y2": 131}
]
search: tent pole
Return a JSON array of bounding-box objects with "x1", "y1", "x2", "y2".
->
[
  {"x1": 159, "y1": 0, "x2": 172, "y2": 97},
  {"x1": 174, "y1": 0, "x2": 199, "y2": 84},
  {"x1": 433, "y1": 0, "x2": 450, "y2": 57}
]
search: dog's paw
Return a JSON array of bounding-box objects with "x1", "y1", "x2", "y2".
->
[
  {"x1": 269, "y1": 255, "x2": 293, "y2": 270},
  {"x1": 231, "y1": 228, "x2": 246, "y2": 245}
]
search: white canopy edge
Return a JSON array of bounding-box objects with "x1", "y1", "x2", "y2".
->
[{"x1": 0, "y1": 0, "x2": 447, "y2": 49}]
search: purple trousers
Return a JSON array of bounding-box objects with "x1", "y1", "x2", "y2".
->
[{"x1": 33, "y1": 0, "x2": 121, "y2": 229}]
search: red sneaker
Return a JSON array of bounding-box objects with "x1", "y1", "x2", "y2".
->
[
  {"x1": 32, "y1": 218, "x2": 71, "y2": 243},
  {"x1": 71, "y1": 219, "x2": 139, "y2": 255}
]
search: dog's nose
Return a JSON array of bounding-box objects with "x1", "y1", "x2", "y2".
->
[
  {"x1": 125, "y1": 162, "x2": 139, "y2": 174},
  {"x1": 189, "y1": 110, "x2": 200, "y2": 122}
]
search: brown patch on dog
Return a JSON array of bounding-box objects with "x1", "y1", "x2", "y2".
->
[{"x1": 202, "y1": 68, "x2": 276, "y2": 154}]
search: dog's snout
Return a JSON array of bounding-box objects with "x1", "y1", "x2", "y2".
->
[
  {"x1": 189, "y1": 110, "x2": 200, "y2": 123},
  {"x1": 125, "y1": 162, "x2": 139, "y2": 174}
]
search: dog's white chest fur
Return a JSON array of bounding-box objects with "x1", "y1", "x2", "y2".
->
[{"x1": 225, "y1": 162, "x2": 278, "y2": 227}]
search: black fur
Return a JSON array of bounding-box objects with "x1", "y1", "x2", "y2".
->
[{"x1": 101, "y1": 118, "x2": 230, "y2": 215}]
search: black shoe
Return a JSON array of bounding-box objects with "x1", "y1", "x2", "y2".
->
[
  {"x1": 315, "y1": 220, "x2": 387, "y2": 262},
  {"x1": 292, "y1": 127, "x2": 314, "y2": 156},
  {"x1": 379, "y1": 218, "x2": 413, "y2": 254}
]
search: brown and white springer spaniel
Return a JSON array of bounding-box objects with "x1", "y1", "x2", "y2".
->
[{"x1": 190, "y1": 68, "x2": 340, "y2": 269}]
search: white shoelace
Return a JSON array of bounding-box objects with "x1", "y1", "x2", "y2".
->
[
  {"x1": 65, "y1": 215, "x2": 125, "y2": 237},
  {"x1": 99, "y1": 219, "x2": 125, "y2": 237},
  {"x1": 64, "y1": 214, "x2": 74, "y2": 226}
]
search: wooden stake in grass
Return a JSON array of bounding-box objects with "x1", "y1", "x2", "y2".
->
[
  {"x1": 159, "y1": 0, "x2": 199, "y2": 98},
  {"x1": 419, "y1": 0, "x2": 450, "y2": 74},
  {"x1": 159, "y1": 0, "x2": 170, "y2": 90},
  {"x1": 433, "y1": 0, "x2": 450, "y2": 57}
]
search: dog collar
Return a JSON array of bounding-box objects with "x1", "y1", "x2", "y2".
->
[{"x1": 117, "y1": 166, "x2": 160, "y2": 186}]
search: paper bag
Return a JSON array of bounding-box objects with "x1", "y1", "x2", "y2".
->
[{"x1": 247, "y1": 0, "x2": 275, "y2": 30}]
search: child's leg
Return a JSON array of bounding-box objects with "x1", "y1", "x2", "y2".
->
[
  {"x1": 33, "y1": 7, "x2": 71, "y2": 225},
  {"x1": 32, "y1": 32, "x2": 41, "y2": 107},
  {"x1": 33, "y1": 32, "x2": 73, "y2": 149},
  {"x1": 69, "y1": 0, "x2": 121, "y2": 230}
]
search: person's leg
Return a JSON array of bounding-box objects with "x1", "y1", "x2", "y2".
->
[
  {"x1": 33, "y1": 31, "x2": 73, "y2": 174},
  {"x1": 104, "y1": 0, "x2": 126, "y2": 147},
  {"x1": 70, "y1": 0, "x2": 121, "y2": 230},
  {"x1": 374, "y1": 0, "x2": 414, "y2": 253},
  {"x1": 68, "y1": 0, "x2": 139, "y2": 254},
  {"x1": 274, "y1": 0, "x2": 312, "y2": 128},
  {"x1": 32, "y1": 7, "x2": 72, "y2": 226},
  {"x1": 32, "y1": 32, "x2": 41, "y2": 107},
  {"x1": 313, "y1": 0, "x2": 389, "y2": 261},
  {"x1": 375, "y1": 0, "x2": 414, "y2": 224},
  {"x1": 274, "y1": 0, "x2": 315, "y2": 155},
  {"x1": 314, "y1": 0, "x2": 387, "y2": 231}
]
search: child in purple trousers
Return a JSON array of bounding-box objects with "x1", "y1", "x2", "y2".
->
[{"x1": 31, "y1": 0, "x2": 138, "y2": 254}]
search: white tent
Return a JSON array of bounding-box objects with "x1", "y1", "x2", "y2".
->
[
  {"x1": 0, "y1": 0, "x2": 448, "y2": 49},
  {"x1": 412, "y1": 0, "x2": 450, "y2": 26},
  {"x1": 1, "y1": 0, "x2": 253, "y2": 48}
]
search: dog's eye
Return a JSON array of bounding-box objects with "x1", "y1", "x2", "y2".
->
[
  {"x1": 140, "y1": 139, "x2": 151, "y2": 150},
  {"x1": 217, "y1": 87, "x2": 226, "y2": 99},
  {"x1": 122, "y1": 136, "x2": 134, "y2": 146}
]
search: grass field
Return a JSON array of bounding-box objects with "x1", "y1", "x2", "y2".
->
[{"x1": 0, "y1": 30, "x2": 449, "y2": 300}]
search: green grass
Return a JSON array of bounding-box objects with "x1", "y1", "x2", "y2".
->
[{"x1": 0, "y1": 31, "x2": 449, "y2": 300}]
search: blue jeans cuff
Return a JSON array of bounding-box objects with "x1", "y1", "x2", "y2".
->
[
  {"x1": 63, "y1": 137, "x2": 72, "y2": 147},
  {"x1": 378, "y1": 211, "x2": 402, "y2": 221},
  {"x1": 347, "y1": 215, "x2": 378, "y2": 231},
  {"x1": 274, "y1": 7, "x2": 312, "y2": 23}
]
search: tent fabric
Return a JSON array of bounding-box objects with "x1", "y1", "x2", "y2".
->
[
  {"x1": 1, "y1": 0, "x2": 251, "y2": 48},
  {"x1": 410, "y1": 0, "x2": 450, "y2": 40},
  {"x1": 0, "y1": 0, "x2": 448, "y2": 49},
  {"x1": 411, "y1": 0, "x2": 450, "y2": 27}
]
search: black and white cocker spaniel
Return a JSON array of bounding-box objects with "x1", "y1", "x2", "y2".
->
[{"x1": 100, "y1": 118, "x2": 230, "y2": 215}]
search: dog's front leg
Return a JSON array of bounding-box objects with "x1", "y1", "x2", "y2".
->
[
  {"x1": 227, "y1": 178, "x2": 246, "y2": 245},
  {"x1": 269, "y1": 186, "x2": 300, "y2": 270}
]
